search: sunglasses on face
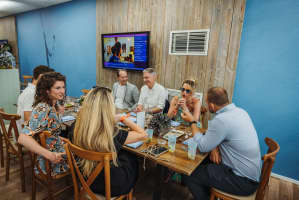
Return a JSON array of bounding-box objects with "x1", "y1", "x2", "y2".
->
[{"x1": 180, "y1": 88, "x2": 191, "y2": 94}]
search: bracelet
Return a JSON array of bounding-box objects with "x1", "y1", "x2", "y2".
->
[{"x1": 120, "y1": 113, "x2": 131, "y2": 123}]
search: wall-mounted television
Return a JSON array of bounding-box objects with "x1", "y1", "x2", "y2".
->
[{"x1": 101, "y1": 31, "x2": 150, "y2": 71}]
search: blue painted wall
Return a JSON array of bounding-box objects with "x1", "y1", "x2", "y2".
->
[
  {"x1": 234, "y1": 0, "x2": 299, "y2": 180},
  {"x1": 16, "y1": 0, "x2": 96, "y2": 97}
]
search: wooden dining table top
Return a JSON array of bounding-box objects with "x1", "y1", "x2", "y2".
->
[{"x1": 123, "y1": 126, "x2": 208, "y2": 176}]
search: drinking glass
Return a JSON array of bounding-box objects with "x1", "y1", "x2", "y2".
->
[
  {"x1": 146, "y1": 128, "x2": 153, "y2": 143},
  {"x1": 188, "y1": 140, "x2": 197, "y2": 160},
  {"x1": 168, "y1": 134, "x2": 176, "y2": 153}
]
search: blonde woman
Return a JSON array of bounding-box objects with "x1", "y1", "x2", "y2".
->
[
  {"x1": 73, "y1": 86, "x2": 147, "y2": 197},
  {"x1": 167, "y1": 79, "x2": 201, "y2": 125}
]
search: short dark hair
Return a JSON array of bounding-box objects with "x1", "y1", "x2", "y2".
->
[
  {"x1": 33, "y1": 72, "x2": 66, "y2": 107},
  {"x1": 33, "y1": 65, "x2": 54, "y2": 80},
  {"x1": 117, "y1": 69, "x2": 127, "y2": 77},
  {"x1": 207, "y1": 87, "x2": 229, "y2": 106}
]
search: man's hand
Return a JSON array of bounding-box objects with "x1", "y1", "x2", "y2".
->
[
  {"x1": 209, "y1": 147, "x2": 222, "y2": 164},
  {"x1": 181, "y1": 108, "x2": 195, "y2": 122},
  {"x1": 135, "y1": 105, "x2": 143, "y2": 113}
]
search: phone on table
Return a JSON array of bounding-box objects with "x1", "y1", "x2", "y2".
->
[{"x1": 141, "y1": 145, "x2": 168, "y2": 157}]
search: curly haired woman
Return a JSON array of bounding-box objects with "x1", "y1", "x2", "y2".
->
[{"x1": 18, "y1": 72, "x2": 68, "y2": 176}]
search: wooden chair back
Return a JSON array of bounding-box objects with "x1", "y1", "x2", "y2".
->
[
  {"x1": 209, "y1": 137, "x2": 280, "y2": 200},
  {"x1": 255, "y1": 137, "x2": 280, "y2": 200},
  {"x1": 21, "y1": 75, "x2": 33, "y2": 89},
  {"x1": 65, "y1": 142, "x2": 129, "y2": 200},
  {"x1": 31, "y1": 131, "x2": 72, "y2": 200},
  {"x1": 0, "y1": 111, "x2": 21, "y2": 155},
  {"x1": 81, "y1": 89, "x2": 91, "y2": 95},
  {"x1": 0, "y1": 110, "x2": 26, "y2": 192}
]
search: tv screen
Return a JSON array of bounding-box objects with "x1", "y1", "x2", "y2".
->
[{"x1": 101, "y1": 31, "x2": 150, "y2": 71}]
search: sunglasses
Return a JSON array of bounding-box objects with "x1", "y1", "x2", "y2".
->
[{"x1": 180, "y1": 88, "x2": 191, "y2": 94}]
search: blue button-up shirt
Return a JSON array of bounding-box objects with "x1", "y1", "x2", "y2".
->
[{"x1": 193, "y1": 103, "x2": 261, "y2": 182}]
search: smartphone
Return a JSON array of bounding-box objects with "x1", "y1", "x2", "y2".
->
[{"x1": 142, "y1": 145, "x2": 168, "y2": 157}]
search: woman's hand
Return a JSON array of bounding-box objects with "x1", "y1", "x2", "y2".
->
[
  {"x1": 48, "y1": 152, "x2": 66, "y2": 164},
  {"x1": 181, "y1": 108, "x2": 195, "y2": 122},
  {"x1": 178, "y1": 98, "x2": 188, "y2": 111},
  {"x1": 114, "y1": 114, "x2": 122, "y2": 123}
]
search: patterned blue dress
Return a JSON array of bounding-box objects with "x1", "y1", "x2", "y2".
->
[{"x1": 22, "y1": 102, "x2": 68, "y2": 176}]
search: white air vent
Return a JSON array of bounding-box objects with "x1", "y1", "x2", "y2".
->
[{"x1": 169, "y1": 29, "x2": 210, "y2": 56}]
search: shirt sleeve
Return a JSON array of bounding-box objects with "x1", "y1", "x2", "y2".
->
[
  {"x1": 193, "y1": 117, "x2": 227, "y2": 152},
  {"x1": 156, "y1": 87, "x2": 167, "y2": 109},
  {"x1": 21, "y1": 105, "x2": 50, "y2": 136},
  {"x1": 131, "y1": 86, "x2": 140, "y2": 110},
  {"x1": 23, "y1": 92, "x2": 34, "y2": 111},
  {"x1": 138, "y1": 86, "x2": 145, "y2": 105},
  {"x1": 114, "y1": 129, "x2": 129, "y2": 151}
]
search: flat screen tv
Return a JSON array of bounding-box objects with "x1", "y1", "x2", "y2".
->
[{"x1": 101, "y1": 31, "x2": 150, "y2": 71}]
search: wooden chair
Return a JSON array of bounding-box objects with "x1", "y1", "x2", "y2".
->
[
  {"x1": 81, "y1": 89, "x2": 91, "y2": 95},
  {"x1": 64, "y1": 142, "x2": 133, "y2": 200},
  {"x1": 31, "y1": 131, "x2": 72, "y2": 200},
  {"x1": 21, "y1": 75, "x2": 33, "y2": 89},
  {"x1": 0, "y1": 110, "x2": 26, "y2": 192},
  {"x1": 210, "y1": 137, "x2": 280, "y2": 200}
]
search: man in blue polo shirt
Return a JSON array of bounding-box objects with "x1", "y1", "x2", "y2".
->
[{"x1": 181, "y1": 87, "x2": 261, "y2": 200}]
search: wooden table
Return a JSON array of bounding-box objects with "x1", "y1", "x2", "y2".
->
[
  {"x1": 123, "y1": 126, "x2": 207, "y2": 200},
  {"x1": 123, "y1": 133, "x2": 207, "y2": 176}
]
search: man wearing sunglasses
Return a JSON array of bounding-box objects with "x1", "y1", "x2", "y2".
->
[
  {"x1": 181, "y1": 87, "x2": 261, "y2": 200},
  {"x1": 135, "y1": 68, "x2": 167, "y2": 114}
]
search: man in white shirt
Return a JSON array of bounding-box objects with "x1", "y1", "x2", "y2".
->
[
  {"x1": 136, "y1": 68, "x2": 167, "y2": 114},
  {"x1": 17, "y1": 65, "x2": 54, "y2": 130},
  {"x1": 112, "y1": 69, "x2": 139, "y2": 111}
]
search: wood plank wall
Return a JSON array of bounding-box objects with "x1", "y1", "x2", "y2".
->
[
  {"x1": 0, "y1": 16, "x2": 19, "y2": 66},
  {"x1": 96, "y1": 0, "x2": 246, "y2": 104}
]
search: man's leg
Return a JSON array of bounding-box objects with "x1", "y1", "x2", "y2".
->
[{"x1": 182, "y1": 163, "x2": 258, "y2": 200}]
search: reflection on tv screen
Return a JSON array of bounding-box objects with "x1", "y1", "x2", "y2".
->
[{"x1": 102, "y1": 32, "x2": 149, "y2": 71}]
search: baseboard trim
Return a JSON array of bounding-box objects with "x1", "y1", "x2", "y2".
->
[{"x1": 271, "y1": 173, "x2": 299, "y2": 185}]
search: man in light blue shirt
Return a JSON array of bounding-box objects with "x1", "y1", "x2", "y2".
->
[{"x1": 181, "y1": 87, "x2": 261, "y2": 200}]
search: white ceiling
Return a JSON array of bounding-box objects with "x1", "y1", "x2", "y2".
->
[{"x1": 0, "y1": 0, "x2": 72, "y2": 18}]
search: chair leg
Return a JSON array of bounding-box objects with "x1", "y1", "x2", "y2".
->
[
  {"x1": 209, "y1": 191, "x2": 215, "y2": 200},
  {"x1": 128, "y1": 189, "x2": 133, "y2": 200},
  {"x1": 32, "y1": 172, "x2": 36, "y2": 200},
  {"x1": 0, "y1": 134, "x2": 4, "y2": 168},
  {"x1": 47, "y1": 179, "x2": 55, "y2": 200},
  {"x1": 6, "y1": 152, "x2": 10, "y2": 181},
  {"x1": 19, "y1": 153, "x2": 26, "y2": 192}
]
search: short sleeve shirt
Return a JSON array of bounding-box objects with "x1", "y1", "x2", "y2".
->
[{"x1": 17, "y1": 83, "x2": 35, "y2": 131}]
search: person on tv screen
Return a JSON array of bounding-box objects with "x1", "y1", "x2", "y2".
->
[
  {"x1": 113, "y1": 37, "x2": 121, "y2": 57},
  {"x1": 109, "y1": 46, "x2": 120, "y2": 63}
]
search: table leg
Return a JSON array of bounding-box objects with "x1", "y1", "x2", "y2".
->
[{"x1": 152, "y1": 164, "x2": 166, "y2": 200}]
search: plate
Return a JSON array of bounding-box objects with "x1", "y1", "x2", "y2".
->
[{"x1": 162, "y1": 129, "x2": 185, "y2": 140}]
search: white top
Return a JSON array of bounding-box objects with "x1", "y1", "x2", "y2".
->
[
  {"x1": 114, "y1": 85, "x2": 127, "y2": 109},
  {"x1": 17, "y1": 83, "x2": 35, "y2": 131},
  {"x1": 138, "y1": 82, "x2": 167, "y2": 110}
]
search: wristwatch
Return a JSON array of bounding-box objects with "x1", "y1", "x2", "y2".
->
[{"x1": 190, "y1": 121, "x2": 198, "y2": 125}]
